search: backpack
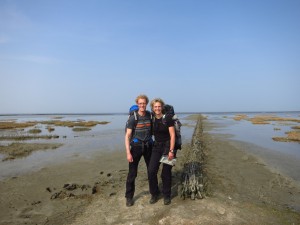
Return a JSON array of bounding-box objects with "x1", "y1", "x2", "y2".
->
[
  {"x1": 161, "y1": 104, "x2": 182, "y2": 151},
  {"x1": 125, "y1": 104, "x2": 152, "y2": 137}
]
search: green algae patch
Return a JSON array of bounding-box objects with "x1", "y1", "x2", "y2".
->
[
  {"x1": 249, "y1": 115, "x2": 300, "y2": 125},
  {"x1": 0, "y1": 120, "x2": 110, "y2": 130},
  {"x1": 28, "y1": 128, "x2": 42, "y2": 134},
  {"x1": 0, "y1": 135, "x2": 59, "y2": 141},
  {"x1": 231, "y1": 114, "x2": 300, "y2": 125},
  {"x1": 233, "y1": 114, "x2": 248, "y2": 121},
  {"x1": 47, "y1": 126, "x2": 55, "y2": 132},
  {"x1": 272, "y1": 131, "x2": 300, "y2": 143},
  {"x1": 0, "y1": 121, "x2": 37, "y2": 129},
  {"x1": 40, "y1": 120, "x2": 110, "y2": 127},
  {"x1": 0, "y1": 142, "x2": 63, "y2": 161}
]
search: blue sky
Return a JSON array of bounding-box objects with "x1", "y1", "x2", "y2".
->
[{"x1": 0, "y1": 0, "x2": 299, "y2": 114}]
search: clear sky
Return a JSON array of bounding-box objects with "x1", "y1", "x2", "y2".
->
[{"x1": 0, "y1": 0, "x2": 299, "y2": 114}]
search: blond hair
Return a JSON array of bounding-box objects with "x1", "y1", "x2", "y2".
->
[
  {"x1": 150, "y1": 98, "x2": 165, "y2": 111},
  {"x1": 135, "y1": 94, "x2": 149, "y2": 104}
]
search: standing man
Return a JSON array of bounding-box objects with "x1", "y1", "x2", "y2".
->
[{"x1": 125, "y1": 94, "x2": 153, "y2": 207}]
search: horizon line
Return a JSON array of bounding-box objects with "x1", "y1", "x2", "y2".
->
[{"x1": 1, "y1": 110, "x2": 300, "y2": 116}]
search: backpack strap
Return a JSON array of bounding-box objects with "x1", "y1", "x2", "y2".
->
[
  {"x1": 161, "y1": 114, "x2": 167, "y2": 125},
  {"x1": 132, "y1": 111, "x2": 138, "y2": 134},
  {"x1": 133, "y1": 111, "x2": 138, "y2": 121}
]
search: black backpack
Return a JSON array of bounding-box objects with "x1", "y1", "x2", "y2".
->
[{"x1": 161, "y1": 104, "x2": 182, "y2": 151}]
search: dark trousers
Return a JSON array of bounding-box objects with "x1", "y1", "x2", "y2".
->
[
  {"x1": 125, "y1": 143, "x2": 152, "y2": 199},
  {"x1": 148, "y1": 142, "x2": 172, "y2": 198}
]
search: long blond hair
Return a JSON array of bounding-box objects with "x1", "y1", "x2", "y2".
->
[{"x1": 150, "y1": 98, "x2": 165, "y2": 112}]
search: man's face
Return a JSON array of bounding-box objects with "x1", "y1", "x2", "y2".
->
[{"x1": 137, "y1": 99, "x2": 147, "y2": 112}]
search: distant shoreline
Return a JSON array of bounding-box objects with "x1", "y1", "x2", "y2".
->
[{"x1": 1, "y1": 110, "x2": 299, "y2": 116}]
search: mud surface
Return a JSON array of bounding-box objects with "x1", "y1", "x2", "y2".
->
[
  {"x1": 0, "y1": 118, "x2": 300, "y2": 225},
  {"x1": 0, "y1": 143, "x2": 62, "y2": 161}
]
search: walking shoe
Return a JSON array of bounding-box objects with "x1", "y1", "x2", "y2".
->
[
  {"x1": 149, "y1": 195, "x2": 158, "y2": 204},
  {"x1": 164, "y1": 197, "x2": 171, "y2": 205},
  {"x1": 126, "y1": 198, "x2": 134, "y2": 207}
]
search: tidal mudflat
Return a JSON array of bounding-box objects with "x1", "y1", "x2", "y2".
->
[{"x1": 0, "y1": 113, "x2": 299, "y2": 225}]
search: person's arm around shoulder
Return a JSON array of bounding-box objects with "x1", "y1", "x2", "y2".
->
[{"x1": 125, "y1": 128, "x2": 133, "y2": 162}]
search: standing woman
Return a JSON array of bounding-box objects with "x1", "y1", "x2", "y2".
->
[{"x1": 148, "y1": 98, "x2": 175, "y2": 205}]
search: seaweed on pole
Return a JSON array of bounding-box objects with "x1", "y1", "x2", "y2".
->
[{"x1": 178, "y1": 115, "x2": 206, "y2": 200}]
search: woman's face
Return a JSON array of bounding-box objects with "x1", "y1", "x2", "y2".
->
[{"x1": 153, "y1": 102, "x2": 162, "y2": 115}]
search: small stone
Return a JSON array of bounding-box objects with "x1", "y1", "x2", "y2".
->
[{"x1": 217, "y1": 207, "x2": 226, "y2": 215}]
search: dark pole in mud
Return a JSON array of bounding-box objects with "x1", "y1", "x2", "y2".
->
[{"x1": 178, "y1": 115, "x2": 206, "y2": 200}]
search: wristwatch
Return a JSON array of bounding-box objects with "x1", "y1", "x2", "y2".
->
[{"x1": 169, "y1": 149, "x2": 174, "y2": 153}]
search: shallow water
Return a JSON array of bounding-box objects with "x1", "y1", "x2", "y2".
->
[
  {"x1": 205, "y1": 112, "x2": 300, "y2": 182},
  {"x1": 0, "y1": 114, "x2": 196, "y2": 180},
  {"x1": 1, "y1": 112, "x2": 299, "y2": 181}
]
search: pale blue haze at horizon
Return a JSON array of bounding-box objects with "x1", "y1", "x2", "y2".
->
[{"x1": 0, "y1": 0, "x2": 299, "y2": 114}]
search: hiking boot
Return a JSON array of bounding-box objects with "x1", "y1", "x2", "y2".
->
[
  {"x1": 126, "y1": 198, "x2": 134, "y2": 207},
  {"x1": 164, "y1": 197, "x2": 171, "y2": 205},
  {"x1": 149, "y1": 195, "x2": 158, "y2": 204}
]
